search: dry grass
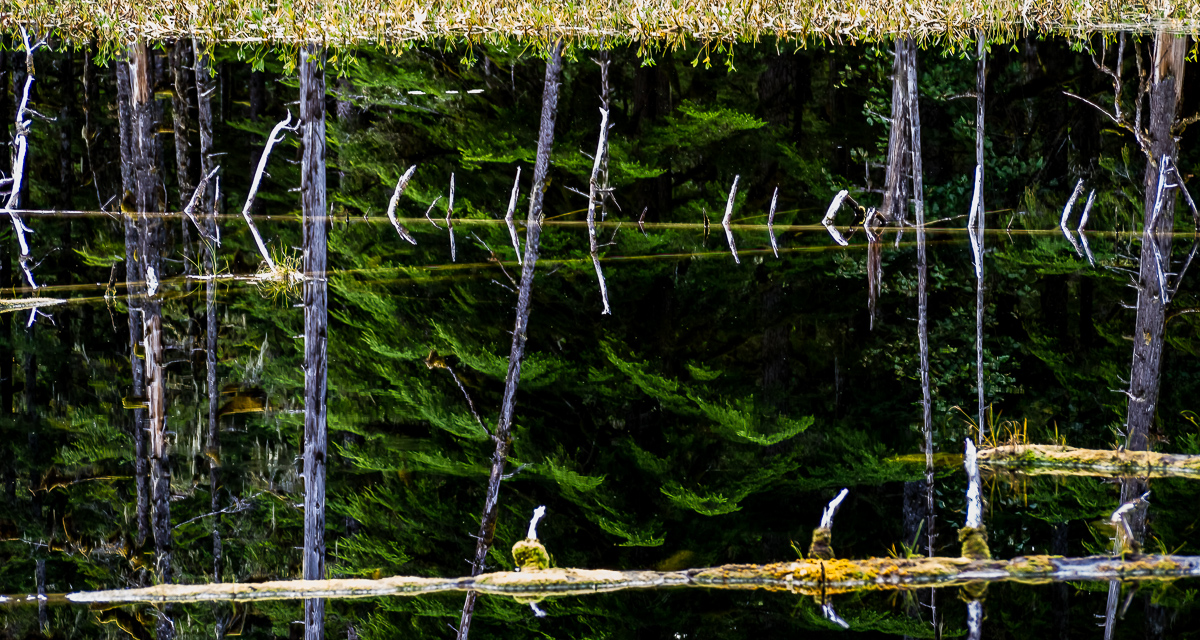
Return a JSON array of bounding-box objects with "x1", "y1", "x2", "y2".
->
[{"x1": 4, "y1": 1, "x2": 1200, "y2": 58}]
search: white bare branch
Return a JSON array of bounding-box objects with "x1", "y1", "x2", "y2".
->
[
  {"x1": 386, "y1": 165, "x2": 418, "y2": 245},
  {"x1": 446, "y1": 173, "x2": 456, "y2": 262},
  {"x1": 721, "y1": 175, "x2": 741, "y2": 264},
  {"x1": 822, "y1": 190, "x2": 850, "y2": 247},
  {"x1": 819, "y1": 488, "x2": 848, "y2": 529},
  {"x1": 505, "y1": 167, "x2": 523, "y2": 265},
  {"x1": 767, "y1": 187, "x2": 779, "y2": 258},
  {"x1": 242, "y1": 112, "x2": 297, "y2": 269},
  {"x1": 182, "y1": 166, "x2": 222, "y2": 246},
  {"x1": 586, "y1": 108, "x2": 612, "y2": 314}
]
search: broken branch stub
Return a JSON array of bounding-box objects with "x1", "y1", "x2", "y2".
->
[
  {"x1": 385, "y1": 164, "x2": 418, "y2": 245},
  {"x1": 809, "y1": 488, "x2": 848, "y2": 560},
  {"x1": 722, "y1": 175, "x2": 740, "y2": 263},
  {"x1": 822, "y1": 190, "x2": 850, "y2": 246},
  {"x1": 960, "y1": 439, "x2": 990, "y2": 560}
]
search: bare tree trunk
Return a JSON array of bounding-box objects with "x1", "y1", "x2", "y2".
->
[
  {"x1": 300, "y1": 43, "x2": 328, "y2": 640},
  {"x1": 194, "y1": 37, "x2": 222, "y2": 585},
  {"x1": 171, "y1": 40, "x2": 194, "y2": 274},
  {"x1": 906, "y1": 36, "x2": 938, "y2": 635},
  {"x1": 130, "y1": 41, "x2": 172, "y2": 595},
  {"x1": 880, "y1": 40, "x2": 912, "y2": 223},
  {"x1": 0, "y1": 45, "x2": 9, "y2": 418},
  {"x1": 56, "y1": 46, "x2": 73, "y2": 210},
  {"x1": 974, "y1": 33, "x2": 987, "y2": 436},
  {"x1": 457, "y1": 39, "x2": 565, "y2": 640},
  {"x1": 115, "y1": 51, "x2": 150, "y2": 550},
  {"x1": 1121, "y1": 33, "x2": 1187, "y2": 539}
]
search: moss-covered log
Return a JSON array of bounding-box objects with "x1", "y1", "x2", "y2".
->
[
  {"x1": 978, "y1": 444, "x2": 1200, "y2": 478},
  {"x1": 66, "y1": 554, "x2": 1200, "y2": 604}
]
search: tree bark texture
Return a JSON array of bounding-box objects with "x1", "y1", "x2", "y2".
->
[
  {"x1": 880, "y1": 40, "x2": 912, "y2": 223},
  {"x1": 171, "y1": 40, "x2": 194, "y2": 275},
  {"x1": 115, "y1": 49, "x2": 150, "y2": 550},
  {"x1": 1122, "y1": 33, "x2": 1187, "y2": 541},
  {"x1": 457, "y1": 39, "x2": 564, "y2": 640},
  {"x1": 130, "y1": 40, "x2": 172, "y2": 592},
  {"x1": 300, "y1": 43, "x2": 329, "y2": 640}
]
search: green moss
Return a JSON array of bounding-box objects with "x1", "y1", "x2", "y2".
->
[
  {"x1": 808, "y1": 527, "x2": 834, "y2": 560},
  {"x1": 512, "y1": 538, "x2": 550, "y2": 571},
  {"x1": 958, "y1": 527, "x2": 991, "y2": 560}
]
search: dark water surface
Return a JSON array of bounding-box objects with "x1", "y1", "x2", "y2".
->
[{"x1": 0, "y1": 32, "x2": 1199, "y2": 639}]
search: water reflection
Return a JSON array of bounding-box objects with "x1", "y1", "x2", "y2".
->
[{"x1": 0, "y1": 27, "x2": 1199, "y2": 640}]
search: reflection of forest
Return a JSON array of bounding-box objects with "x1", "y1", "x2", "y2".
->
[{"x1": 0, "y1": 31, "x2": 1199, "y2": 639}]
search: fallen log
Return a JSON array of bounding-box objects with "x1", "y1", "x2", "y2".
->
[
  {"x1": 66, "y1": 554, "x2": 1200, "y2": 604},
  {"x1": 978, "y1": 444, "x2": 1200, "y2": 478}
]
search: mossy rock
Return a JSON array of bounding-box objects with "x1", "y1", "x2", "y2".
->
[{"x1": 512, "y1": 538, "x2": 550, "y2": 571}]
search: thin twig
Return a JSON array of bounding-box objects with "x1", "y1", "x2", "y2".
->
[
  {"x1": 386, "y1": 164, "x2": 418, "y2": 244},
  {"x1": 446, "y1": 173, "x2": 456, "y2": 262},
  {"x1": 767, "y1": 187, "x2": 779, "y2": 258},
  {"x1": 182, "y1": 166, "x2": 221, "y2": 246},
  {"x1": 505, "y1": 167, "x2": 522, "y2": 265},
  {"x1": 637, "y1": 207, "x2": 648, "y2": 237},
  {"x1": 424, "y1": 196, "x2": 444, "y2": 230}
]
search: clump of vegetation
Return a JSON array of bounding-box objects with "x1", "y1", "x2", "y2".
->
[
  {"x1": 9, "y1": 0, "x2": 1200, "y2": 61},
  {"x1": 254, "y1": 247, "x2": 304, "y2": 302}
]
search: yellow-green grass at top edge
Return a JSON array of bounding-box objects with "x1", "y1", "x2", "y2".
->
[{"x1": 4, "y1": 0, "x2": 1200, "y2": 58}]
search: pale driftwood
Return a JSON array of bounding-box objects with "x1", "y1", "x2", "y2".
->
[
  {"x1": 243, "y1": 113, "x2": 297, "y2": 269},
  {"x1": 767, "y1": 187, "x2": 779, "y2": 258},
  {"x1": 586, "y1": 108, "x2": 612, "y2": 314},
  {"x1": 67, "y1": 555, "x2": 1200, "y2": 605},
  {"x1": 385, "y1": 165, "x2": 418, "y2": 244},
  {"x1": 978, "y1": 444, "x2": 1200, "y2": 478},
  {"x1": 505, "y1": 167, "x2": 523, "y2": 265},
  {"x1": 721, "y1": 175, "x2": 740, "y2": 264},
  {"x1": 821, "y1": 190, "x2": 850, "y2": 246}
]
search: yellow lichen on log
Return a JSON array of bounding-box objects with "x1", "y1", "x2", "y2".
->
[
  {"x1": 66, "y1": 555, "x2": 1200, "y2": 604},
  {"x1": 978, "y1": 444, "x2": 1200, "y2": 478}
]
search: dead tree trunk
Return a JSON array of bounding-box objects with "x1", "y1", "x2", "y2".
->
[
  {"x1": 974, "y1": 33, "x2": 987, "y2": 436},
  {"x1": 880, "y1": 40, "x2": 912, "y2": 223},
  {"x1": 300, "y1": 43, "x2": 329, "y2": 640},
  {"x1": 130, "y1": 41, "x2": 173, "y2": 594},
  {"x1": 1122, "y1": 33, "x2": 1187, "y2": 540},
  {"x1": 115, "y1": 49, "x2": 150, "y2": 551},
  {"x1": 194, "y1": 37, "x2": 222, "y2": 584},
  {"x1": 906, "y1": 36, "x2": 939, "y2": 633},
  {"x1": 457, "y1": 39, "x2": 565, "y2": 640},
  {"x1": 171, "y1": 40, "x2": 194, "y2": 276}
]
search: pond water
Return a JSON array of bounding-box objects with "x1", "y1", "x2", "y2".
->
[{"x1": 0, "y1": 31, "x2": 1199, "y2": 639}]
